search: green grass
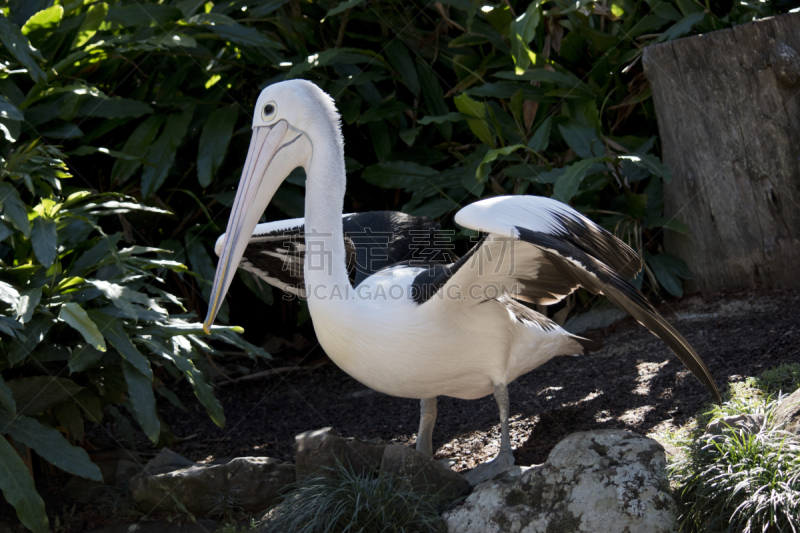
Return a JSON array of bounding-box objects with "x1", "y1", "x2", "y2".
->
[
  {"x1": 258, "y1": 462, "x2": 455, "y2": 533},
  {"x1": 656, "y1": 364, "x2": 800, "y2": 532}
]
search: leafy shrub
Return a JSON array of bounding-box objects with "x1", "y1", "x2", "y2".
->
[
  {"x1": 664, "y1": 366, "x2": 800, "y2": 532},
  {"x1": 0, "y1": 142, "x2": 268, "y2": 531},
  {"x1": 1, "y1": 0, "x2": 790, "y2": 330},
  {"x1": 259, "y1": 462, "x2": 454, "y2": 533}
]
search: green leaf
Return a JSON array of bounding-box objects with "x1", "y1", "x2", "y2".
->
[
  {"x1": 510, "y1": 0, "x2": 542, "y2": 73},
  {"x1": 59, "y1": 303, "x2": 106, "y2": 352},
  {"x1": 77, "y1": 96, "x2": 152, "y2": 119},
  {"x1": 68, "y1": 344, "x2": 104, "y2": 373},
  {"x1": 0, "y1": 436, "x2": 48, "y2": 533},
  {"x1": 71, "y1": 2, "x2": 108, "y2": 49},
  {"x1": 0, "y1": 375, "x2": 16, "y2": 416},
  {"x1": 648, "y1": 253, "x2": 693, "y2": 297},
  {"x1": 21, "y1": 5, "x2": 64, "y2": 35},
  {"x1": 140, "y1": 337, "x2": 225, "y2": 428},
  {"x1": 477, "y1": 144, "x2": 528, "y2": 182},
  {"x1": 0, "y1": 97, "x2": 24, "y2": 122},
  {"x1": 197, "y1": 105, "x2": 238, "y2": 188},
  {"x1": 417, "y1": 112, "x2": 468, "y2": 125},
  {"x1": 0, "y1": 411, "x2": 101, "y2": 481},
  {"x1": 552, "y1": 157, "x2": 604, "y2": 203},
  {"x1": 416, "y1": 57, "x2": 451, "y2": 140},
  {"x1": 0, "y1": 182, "x2": 31, "y2": 238},
  {"x1": 357, "y1": 101, "x2": 410, "y2": 124},
  {"x1": 323, "y1": 0, "x2": 365, "y2": 19},
  {"x1": 5, "y1": 377, "x2": 82, "y2": 417},
  {"x1": 286, "y1": 48, "x2": 379, "y2": 78},
  {"x1": 31, "y1": 217, "x2": 57, "y2": 268},
  {"x1": 9, "y1": 315, "x2": 55, "y2": 366},
  {"x1": 0, "y1": 281, "x2": 20, "y2": 307},
  {"x1": 454, "y1": 93, "x2": 495, "y2": 148},
  {"x1": 54, "y1": 401, "x2": 84, "y2": 442},
  {"x1": 208, "y1": 22, "x2": 281, "y2": 49},
  {"x1": 0, "y1": 14, "x2": 46, "y2": 84},
  {"x1": 384, "y1": 40, "x2": 419, "y2": 96},
  {"x1": 112, "y1": 115, "x2": 164, "y2": 184},
  {"x1": 362, "y1": 161, "x2": 437, "y2": 189},
  {"x1": 527, "y1": 115, "x2": 552, "y2": 152},
  {"x1": 88, "y1": 312, "x2": 152, "y2": 379},
  {"x1": 121, "y1": 361, "x2": 160, "y2": 443},
  {"x1": 106, "y1": 4, "x2": 182, "y2": 27},
  {"x1": 558, "y1": 124, "x2": 604, "y2": 159},
  {"x1": 68, "y1": 146, "x2": 139, "y2": 159},
  {"x1": 410, "y1": 198, "x2": 459, "y2": 218},
  {"x1": 656, "y1": 12, "x2": 705, "y2": 43},
  {"x1": 647, "y1": 216, "x2": 689, "y2": 234},
  {"x1": 141, "y1": 107, "x2": 194, "y2": 197},
  {"x1": 14, "y1": 287, "x2": 42, "y2": 324},
  {"x1": 86, "y1": 279, "x2": 152, "y2": 320},
  {"x1": 617, "y1": 154, "x2": 672, "y2": 182},
  {"x1": 238, "y1": 271, "x2": 273, "y2": 306}
]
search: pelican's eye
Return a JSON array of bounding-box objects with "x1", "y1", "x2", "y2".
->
[{"x1": 262, "y1": 101, "x2": 277, "y2": 121}]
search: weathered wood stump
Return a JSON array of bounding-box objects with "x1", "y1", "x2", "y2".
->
[{"x1": 643, "y1": 14, "x2": 800, "y2": 292}]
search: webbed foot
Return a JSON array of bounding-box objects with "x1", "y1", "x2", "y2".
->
[{"x1": 463, "y1": 450, "x2": 515, "y2": 486}]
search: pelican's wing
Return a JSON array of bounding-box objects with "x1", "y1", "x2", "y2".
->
[
  {"x1": 216, "y1": 211, "x2": 451, "y2": 298},
  {"x1": 413, "y1": 195, "x2": 721, "y2": 403}
]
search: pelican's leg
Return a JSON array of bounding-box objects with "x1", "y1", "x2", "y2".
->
[
  {"x1": 464, "y1": 383, "x2": 516, "y2": 486},
  {"x1": 416, "y1": 397, "x2": 437, "y2": 457}
]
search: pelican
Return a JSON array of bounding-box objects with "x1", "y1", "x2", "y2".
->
[{"x1": 203, "y1": 79, "x2": 721, "y2": 484}]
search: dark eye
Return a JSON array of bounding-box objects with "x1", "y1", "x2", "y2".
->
[{"x1": 264, "y1": 104, "x2": 275, "y2": 115}]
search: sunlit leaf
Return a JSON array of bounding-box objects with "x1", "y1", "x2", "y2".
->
[
  {"x1": 71, "y1": 2, "x2": 108, "y2": 49},
  {"x1": 21, "y1": 6, "x2": 64, "y2": 35},
  {"x1": 454, "y1": 93, "x2": 495, "y2": 148},
  {"x1": 552, "y1": 157, "x2": 604, "y2": 203},
  {"x1": 0, "y1": 182, "x2": 31, "y2": 238},
  {"x1": 59, "y1": 303, "x2": 106, "y2": 352},
  {"x1": 0, "y1": 14, "x2": 46, "y2": 83},
  {"x1": 14, "y1": 288, "x2": 42, "y2": 325},
  {"x1": 88, "y1": 312, "x2": 151, "y2": 379},
  {"x1": 31, "y1": 217, "x2": 57, "y2": 268}
]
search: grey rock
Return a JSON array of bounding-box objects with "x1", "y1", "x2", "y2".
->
[
  {"x1": 444, "y1": 429, "x2": 677, "y2": 533},
  {"x1": 294, "y1": 427, "x2": 385, "y2": 479},
  {"x1": 704, "y1": 413, "x2": 765, "y2": 437},
  {"x1": 774, "y1": 388, "x2": 800, "y2": 434},
  {"x1": 130, "y1": 456, "x2": 295, "y2": 514},
  {"x1": 142, "y1": 448, "x2": 197, "y2": 475},
  {"x1": 563, "y1": 308, "x2": 627, "y2": 335},
  {"x1": 116, "y1": 459, "x2": 142, "y2": 485},
  {"x1": 380, "y1": 444, "x2": 470, "y2": 502}
]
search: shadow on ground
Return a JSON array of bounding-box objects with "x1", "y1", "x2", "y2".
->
[{"x1": 131, "y1": 289, "x2": 800, "y2": 471}]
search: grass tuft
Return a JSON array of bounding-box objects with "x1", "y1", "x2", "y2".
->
[
  {"x1": 258, "y1": 461, "x2": 455, "y2": 533},
  {"x1": 660, "y1": 364, "x2": 800, "y2": 532}
]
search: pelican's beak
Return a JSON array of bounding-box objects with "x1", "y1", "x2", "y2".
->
[{"x1": 203, "y1": 121, "x2": 290, "y2": 334}]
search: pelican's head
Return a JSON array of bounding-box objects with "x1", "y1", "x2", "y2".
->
[{"x1": 203, "y1": 80, "x2": 341, "y2": 333}]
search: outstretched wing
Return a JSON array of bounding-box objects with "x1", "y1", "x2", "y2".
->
[
  {"x1": 413, "y1": 195, "x2": 721, "y2": 403},
  {"x1": 216, "y1": 211, "x2": 453, "y2": 298}
]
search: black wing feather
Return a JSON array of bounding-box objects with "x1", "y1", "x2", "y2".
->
[{"x1": 516, "y1": 227, "x2": 721, "y2": 403}]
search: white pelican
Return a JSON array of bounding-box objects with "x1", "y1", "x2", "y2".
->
[{"x1": 203, "y1": 80, "x2": 720, "y2": 484}]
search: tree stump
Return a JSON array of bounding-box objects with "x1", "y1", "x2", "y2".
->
[{"x1": 643, "y1": 14, "x2": 800, "y2": 292}]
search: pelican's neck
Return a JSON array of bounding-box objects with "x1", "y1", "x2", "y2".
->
[{"x1": 302, "y1": 127, "x2": 349, "y2": 297}]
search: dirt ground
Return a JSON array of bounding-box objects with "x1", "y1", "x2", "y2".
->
[{"x1": 150, "y1": 289, "x2": 800, "y2": 471}]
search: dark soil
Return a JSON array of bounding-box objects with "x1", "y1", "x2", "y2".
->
[{"x1": 150, "y1": 289, "x2": 800, "y2": 471}]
